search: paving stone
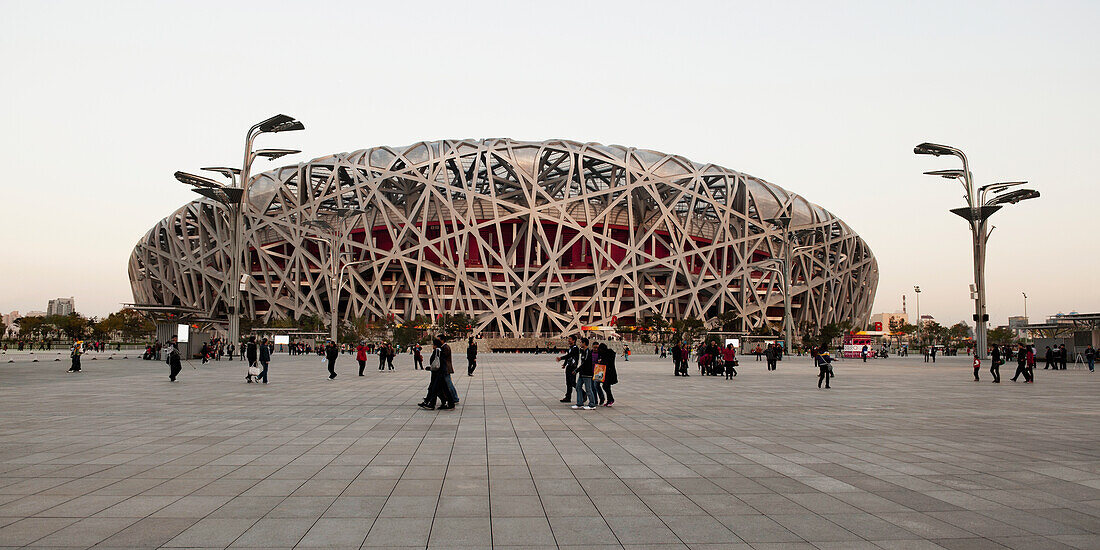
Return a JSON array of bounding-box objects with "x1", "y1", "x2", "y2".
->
[{"x1": 0, "y1": 353, "x2": 1097, "y2": 549}]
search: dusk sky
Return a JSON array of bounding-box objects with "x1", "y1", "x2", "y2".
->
[{"x1": 1, "y1": 0, "x2": 1097, "y2": 327}]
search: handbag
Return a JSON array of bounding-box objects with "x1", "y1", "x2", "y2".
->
[
  {"x1": 429, "y1": 350, "x2": 441, "y2": 371},
  {"x1": 593, "y1": 363, "x2": 607, "y2": 382},
  {"x1": 248, "y1": 363, "x2": 261, "y2": 376}
]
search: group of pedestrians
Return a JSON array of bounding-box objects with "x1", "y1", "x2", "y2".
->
[
  {"x1": 556, "y1": 335, "x2": 619, "y2": 409},
  {"x1": 1043, "y1": 344, "x2": 1071, "y2": 370}
]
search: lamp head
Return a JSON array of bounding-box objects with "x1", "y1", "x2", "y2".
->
[
  {"x1": 175, "y1": 171, "x2": 223, "y2": 189},
  {"x1": 200, "y1": 167, "x2": 241, "y2": 180},
  {"x1": 986, "y1": 189, "x2": 1040, "y2": 206},
  {"x1": 763, "y1": 216, "x2": 791, "y2": 229},
  {"x1": 256, "y1": 114, "x2": 304, "y2": 133},
  {"x1": 923, "y1": 169, "x2": 966, "y2": 180},
  {"x1": 913, "y1": 142, "x2": 956, "y2": 157},
  {"x1": 255, "y1": 148, "x2": 301, "y2": 161}
]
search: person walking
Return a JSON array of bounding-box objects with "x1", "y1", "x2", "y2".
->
[
  {"x1": 377, "y1": 342, "x2": 387, "y2": 371},
  {"x1": 1026, "y1": 345, "x2": 1036, "y2": 382},
  {"x1": 356, "y1": 340, "x2": 369, "y2": 376},
  {"x1": 861, "y1": 344, "x2": 869, "y2": 363},
  {"x1": 590, "y1": 344, "x2": 606, "y2": 405},
  {"x1": 466, "y1": 337, "x2": 477, "y2": 376},
  {"x1": 671, "y1": 342, "x2": 682, "y2": 376},
  {"x1": 413, "y1": 343, "x2": 424, "y2": 370},
  {"x1": 972, "y1": 355, "x2": 981, "y2": 382},
  {"x1": 816, "y1": 347, "x2": 833, "y2": 388},
  {"x1": 1010, "y1": 343, "x2": 1031, "y2": 382},
  {"x1": 572, "y1": 338, "x2": 598, "y2": 410},
  {"x1": 68, "y1": 341, "x2": 82, "y2": 373},
  {"x1": 597, "y1": 343, "x2": 618, "y2": 406},
  {"x1": 1043, "y1": 346, "x2": 1054, "y2": 369},
  {"x1": 764, "y1": 344, "x2": 776, "y2": 371},
  {"x1": 419, "y1": 335, "x2": 455, "y2": 410},
  {"x1": 989, "y1": 345, "x2": 1001, "y2": 383},
  {"x1": 166, "y1": 336, "x2": 182, "y2": 382},
  {"x1": 1058, "y1": 344, "x2": 1068, "y2": 370},
  {"x1": 722, "y1": 343, "x2": 737, "y2": 379},
  {"x1": 258, "y1": 337, "x2": 271, "y2": 384},
  {"x1": 1083, "y1": 345, "x2": 1095, "y2": 373},
  {"x1": 680, "y1": 344, "x2": 691, "y2": 376},
  {"x1": 557, "y1": 335, "x2": 580, "y2": 402},
  {"x1": 245, "y1": 336, "x2": 258, "y2": 383},
  {"x1": 325, "y1": 340, "x2": 338, "y2": 380},
  {"x1": 386, "y1": 342, "x2": 395, "y2": 370}
]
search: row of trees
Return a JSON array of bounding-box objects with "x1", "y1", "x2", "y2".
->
[
  {"x1": 246, "y1": 313, "x2": 478, "y2": 347},
  {"x1": 6, "y1": 309, "x2": 155, "y2": 343}
]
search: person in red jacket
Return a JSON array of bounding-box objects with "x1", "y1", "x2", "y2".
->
[
  {"x1": 722, "y1": 344, "x2": 738, "y2": 379},
  {"x1": 356, "y1": 340, "x2": 369, "y2": 376}
]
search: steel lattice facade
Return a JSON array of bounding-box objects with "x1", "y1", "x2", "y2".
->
[{"x1": 129, "y1": 138, "x2": 878, "y2": 336}]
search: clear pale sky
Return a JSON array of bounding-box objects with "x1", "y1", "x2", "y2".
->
[{"x1": 1, "y1": 0, "x2": 1097, "y2": 327}]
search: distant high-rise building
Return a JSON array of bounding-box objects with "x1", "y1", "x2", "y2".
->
[{"x1": 47, "y1": 297, "x2": 75, "y2": 317}]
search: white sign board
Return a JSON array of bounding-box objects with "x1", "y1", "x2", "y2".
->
[
  {"x1": 724, "y1": 338, "x2": 740, "y2": 348},
  {"x1": 273, "y1": 335, "x2": 290, "y2": 345},
  {"x1": 177, "y1": 324, "x2": 190, "y2": 343}
]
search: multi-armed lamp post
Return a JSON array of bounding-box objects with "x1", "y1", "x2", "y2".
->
[
  {"x1": 758, "y1": 217, "x2": 823, "y2": 352},
  {"x1": 913, "y1": 142, "x2": 1039, "y2": 359},
  {"x1": 175, "y1": 115, "x2": 304, "y2": 345}
]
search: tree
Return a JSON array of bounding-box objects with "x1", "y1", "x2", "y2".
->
[
  {"x1": 437, "y1": 313, "x2": 475, "y2": 338},
  {"x1": 669, "y1": 317, "x2": 705, "y2": 345},
  {"x1": 614, "y1": 317, "x2": 635, "y2": 338},
  {"x1": 392, "y1": 316, "x2": 431, "y2": 348},
  {"x1": 49, "y1": 313, "x2": 89, "y2": 341},
  {"x1": 641, "y1": 315, "x2": 671, "y2": 343},
  {"x1": 922, "y1": 321, "x2": 947, "y2": 345},
  {"x1": 17, "y1": 316, "x2": 46, "y2": 339},
  {"x1": 948, "y1": 322, "x2": 972, "y2": 348},
  {"x1": 987, "y1": 326, "x2": 1016, "y2": 346},
  {"x1": 0, "y1": 318, "x2": 6, "y2": 340}
]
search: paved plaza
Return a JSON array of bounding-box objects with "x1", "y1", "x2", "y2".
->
[{"x1": 0, "y1": 350, "x2": 1097, "y2": 549}]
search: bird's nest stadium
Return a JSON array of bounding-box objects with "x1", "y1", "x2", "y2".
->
[{"x1": 129, "y1": 138, "x2": 878, "y2": 336}]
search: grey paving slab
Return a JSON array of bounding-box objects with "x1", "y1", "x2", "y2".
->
[{"x1": 0, "y1": 352, "x2": 1097, "y2": 549}]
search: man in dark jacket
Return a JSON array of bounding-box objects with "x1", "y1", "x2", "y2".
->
[
  {"x1": 258, "y1": 337, "x2": 271, "y2": 384},
  {"x1": 325, "y1": 340, "x2": 338, "y2": 379},
  {"x1": 670, "y1": 343, "x2": 681, "y2": 376},
  {"x1": 989, "y1": 344, "x2": 1001, "y2": 383},
  {"x1": 556, "y1": 335, "x2": 580, "y2": 402},
  {"x1": 245, "y1": 336, "x2": 259, "y2": 383},
  {"x1": 166, "y1": 336, "x2": 182, "y2": 382},
  {"x1": 467, "y1": 337, "x2": 477, "y2": 376},
  {"x1": 420, "y1": 335, "x2": 455, "y2": 410},
  {"x1": 597, "y1": 343, "x2": 618, "y2": 406}
]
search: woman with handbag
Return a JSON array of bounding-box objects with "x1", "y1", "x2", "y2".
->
[{"x1": 597, "y1": 343, "x2": 618, "y2": 406}]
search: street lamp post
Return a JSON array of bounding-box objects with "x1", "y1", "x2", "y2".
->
[
  {"x1": 1022, "y1": 291, "x2": 1028, "y2": 319},
  {"x1": 226, "y1": 115, "x2": 304, "y2": 346},
  {"x1": 178, "y1": 116, "x2": 304, "y2": 346},
  {"x1": 914, "y1": 142, "x2": 1039, "y2": 360},
  {"x1": 913, "y1": 285, "x2": 921, "y2": 348},
  {"x1": 304, "y1": 208, "x2": 370, "y2": 342},
  {"x1": 763, "y1": 216, "x2": 793, "y2": 352}
]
